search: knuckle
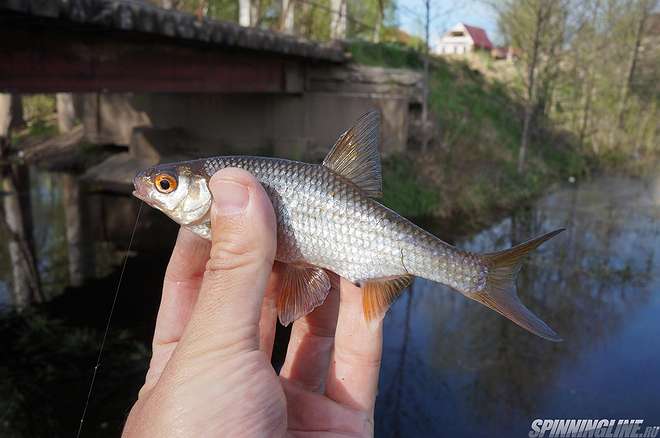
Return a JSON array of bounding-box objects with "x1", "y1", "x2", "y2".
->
[
  {"x1": 206, "y1": 234, "x2": 264, "y2": 273},
  {"x1": 334, "y1": 344, "x2": 382, "y2": 370}
]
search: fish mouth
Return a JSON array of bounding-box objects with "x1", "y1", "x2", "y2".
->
[
  {"x1": 132, "y1": 189, "x2": 148, "y2": 202},
  {"x1": 132, "y1": 172, "x2": 152, "y2": 203}
]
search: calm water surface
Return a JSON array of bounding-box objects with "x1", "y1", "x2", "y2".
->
[{"x1": 376, "y1": 175, "x2": 660, "y2": 437}]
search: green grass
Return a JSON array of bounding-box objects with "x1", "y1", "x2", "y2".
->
[
  {"x1": 13, "y1": 119, "x2": 58, "y2": 146},
  {"x1": 349, "y1": 41, "x2": 423, "y2": 70},
  {"x1": 381, "y1": 156, "x2": 438, "y2": 218},
  {"x1": 12, "y1": 94, "x2": 58, "y2": 144},
  {"x1": 22, "y1": 94, "x2": 55, "y2": 120}
]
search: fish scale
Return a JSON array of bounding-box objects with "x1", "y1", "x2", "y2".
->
[
  {"x1": 199, "y1": 155, "x2": 483, "y2": 290},
  {"x1": 133, "y1": 111, "x2": 564, "y2": 341}
]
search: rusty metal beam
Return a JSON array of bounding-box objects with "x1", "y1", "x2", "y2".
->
[{"x1": 0, "y1": 16, "x2": 306, "y2": 93}]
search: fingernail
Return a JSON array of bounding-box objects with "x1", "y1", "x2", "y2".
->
[{"x1": 211, "y1": 178, "x2": 249, "y2": 216}]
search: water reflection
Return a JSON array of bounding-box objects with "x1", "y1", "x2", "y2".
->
[
  {"x1": 377, "y1": 175, "x2": 660, "y2": 437},
  {"x1": 1, "y1": 162, "x2": 43, "y2": 309},
  {"x1": 0, "y1": 165, "x2": 180, "y2": 310},
  {"x1": 0, "y1": 166, "x2": 170, "y2": 437}
]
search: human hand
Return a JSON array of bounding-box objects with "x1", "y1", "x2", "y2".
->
[{"x1": 123, "y1": 168, "x2": 382, "y2": 437}]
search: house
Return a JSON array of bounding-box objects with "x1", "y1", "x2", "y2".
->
[
  {"x1": 491, "y1": 46, "x2": 508, "y2": 60},
  {"x1": 491, "y1": 46, "x2": 521, "y2": 61},
  {"x1": 435, "y1": 23, "x2": 493, "y2": 55}
]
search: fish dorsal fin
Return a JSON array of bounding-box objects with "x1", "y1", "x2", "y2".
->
[
  {"x1": 277, "y1": 264, "x2": 332, "y2": 326},
  {"x1": 362, "y1": 275, "x2": 413, "y2": 323},
  {"x1": 322, "y1": 111, "x2": 383, "y2": 198}
]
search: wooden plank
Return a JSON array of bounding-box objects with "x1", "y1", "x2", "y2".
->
[{"x1": 0, "y1": 22, "x2": 305, "y2": 93}]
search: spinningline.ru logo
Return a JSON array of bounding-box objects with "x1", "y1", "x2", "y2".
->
[{"x1": 528, "y1": 419, "x2": 660, "y2": 438}]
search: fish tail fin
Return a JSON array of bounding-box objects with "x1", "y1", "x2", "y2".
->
[{"x1": 472, "y1": 228, "x2": 565, "y2": 342}]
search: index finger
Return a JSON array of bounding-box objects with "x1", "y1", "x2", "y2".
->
[
  {"x1": 153, "y1": 227, "x2": 211, "y2": 347},
  {"x1": 325, "y1": 277, "x2": 383, "y2": 413},
  {"x1": 141, "y1": 228, "x2": 210, "y2": 394}
]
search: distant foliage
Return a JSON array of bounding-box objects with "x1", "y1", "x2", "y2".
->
[
  {"x1": 22, "y1": 95, "x2": 55, "y2": 121},
  {"x1": 497, "y1": 0, "x2": 659, "y2": 167},
  {"x1": 148, "y1": 0, "x2": 398, "y2": 42}
]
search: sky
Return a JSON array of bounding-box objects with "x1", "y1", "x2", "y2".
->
[{"x1": 396, "y1": 0, "x2": 500, "y2": 48}]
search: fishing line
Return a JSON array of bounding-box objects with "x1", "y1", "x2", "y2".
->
[{"x1": 76, "y1": 200, "x2": 143, "y2": 438}]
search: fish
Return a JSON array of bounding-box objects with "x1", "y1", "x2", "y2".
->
[{"x1": 133, "y1": 111, "x2": 564, "y2": 341}]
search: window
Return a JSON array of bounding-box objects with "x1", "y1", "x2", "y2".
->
[{"x1": 451, "y1": 31, "x2": 465, "y2": 37}]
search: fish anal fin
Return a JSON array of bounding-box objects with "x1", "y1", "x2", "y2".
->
[
  {"x1": 277, "y1": 264, "x2": 331, "y2": 326},
  {"x1": 362, "y1": 275, "x2": 413, "y2": 323},
  {"x1": 322, "y1": 111, "x2": 383, "y2": 198}
]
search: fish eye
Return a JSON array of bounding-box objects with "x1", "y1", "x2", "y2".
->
[{"x1": 154, "y1": 173, "x2": 177, "y2": 194}]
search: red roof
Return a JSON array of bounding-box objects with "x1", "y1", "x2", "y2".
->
[{"x1": 463, "y1": 24, "x2": 493, "y2": 50}]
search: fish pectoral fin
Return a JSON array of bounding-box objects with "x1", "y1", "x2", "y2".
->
[
  {"x1": 322, "y1": 111, "x2": 383, "y2": 198},
  {"x1": 277, "y1": 264, "x2": 332, "y2": 326},
  {"x1": 362, "y1": 275, "x2": 413, "y2": 323}
]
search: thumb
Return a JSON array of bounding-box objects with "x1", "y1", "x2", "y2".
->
[{"x1": 178, "y1": 167, "x2": 277, "y2": 357}]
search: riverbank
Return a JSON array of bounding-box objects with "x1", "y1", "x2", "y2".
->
[{"x1": 351, "y1": 41, "x2": 657, "y2": 235}]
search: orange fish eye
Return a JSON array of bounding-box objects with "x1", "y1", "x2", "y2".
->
[{"x1": 154, "y1": 173, "x2": 177, "y2": 193}]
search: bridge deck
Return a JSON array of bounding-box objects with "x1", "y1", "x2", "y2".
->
[{"x1": 0, "y1": 0, "x2": 346, "y2": 93}]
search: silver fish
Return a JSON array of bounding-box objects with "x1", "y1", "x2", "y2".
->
[{"x1": 133, "y1": 112, "x2": 564, "y2": 340}]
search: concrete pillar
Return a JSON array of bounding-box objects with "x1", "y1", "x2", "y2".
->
[
  {"x1": 56, "y1": 93, "x2": 76, "y2": 133},
  {"x1": 330, "y1": 0, "x2": 346, "y2": 40},
  {"x1": 0, "y1": 94, "x2": 10, "y2": 137},
  {"x1": 281, "y1": 0, "x2": 294, "y2": 34},
  {"x1": 0, "y1": 93, "x2": 24, "y2": 136},
  {"x1": 62, "y1": 174, "x2": 89, "y2": 287}
]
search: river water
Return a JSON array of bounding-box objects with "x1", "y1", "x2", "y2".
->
[
  {"x1": 376, "y1": 175, "x2": 660, "y2": 437},
  {"x1": 1, "y1": 172, "x2": 659, "y2": 436}
]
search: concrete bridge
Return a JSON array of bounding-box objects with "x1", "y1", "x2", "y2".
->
[{"x1": 1, "y1": 0, "x2": 422, "y2": 187}]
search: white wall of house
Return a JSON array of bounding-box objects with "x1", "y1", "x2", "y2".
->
[{"x1": 435, "y1": 23, "x2": 474, "y2": 55}]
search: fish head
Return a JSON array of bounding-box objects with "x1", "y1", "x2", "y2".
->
[{"x1": 133, "y1": 162, "x2": 211, "y2": 226}]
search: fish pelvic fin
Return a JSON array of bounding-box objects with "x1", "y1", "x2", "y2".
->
[
  {"x1": 362, "y1": 275, "x2": 413, "y2": 325},
  {"x1": 322, "y1": 111, "x2": 383, "y2": 198},
  {"x1": 277, "y1": 264, "x2": 331, "y2": 326},
  {"x1": 473, "y1": 228, "x2": 566, "y2": 342}
]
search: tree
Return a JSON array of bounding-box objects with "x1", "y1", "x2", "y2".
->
[
  {"x1": 280, "y1": 0, "x2": 295, "y2": 33},
  {"x1": 239, "y1": 0, "x2": 251, "y2": 25},
  {"x1": 373, "y1": 0, "x2": 384, "y2": 42},
  {"x1": 395, "y1": 0, "x2": 462, "y2": 152},
  {"x1": 330, "y1": 0, "x2": 347, "y2": 39},
  {"x1": 421, "y1": 0, "x2": 430, "y2": 152},
  {"x1": 0, "y1": 94, "x2": 42, "y2": 309},
  {"x1": 541, "y1": 0, "x2": 660, "y2": 159},
  {"x1": 497, "y1": 0, "x2": 570, "y2": 172},
  {"x1": 615, "y1": 0, "x2": 656, "y2": 129}
]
